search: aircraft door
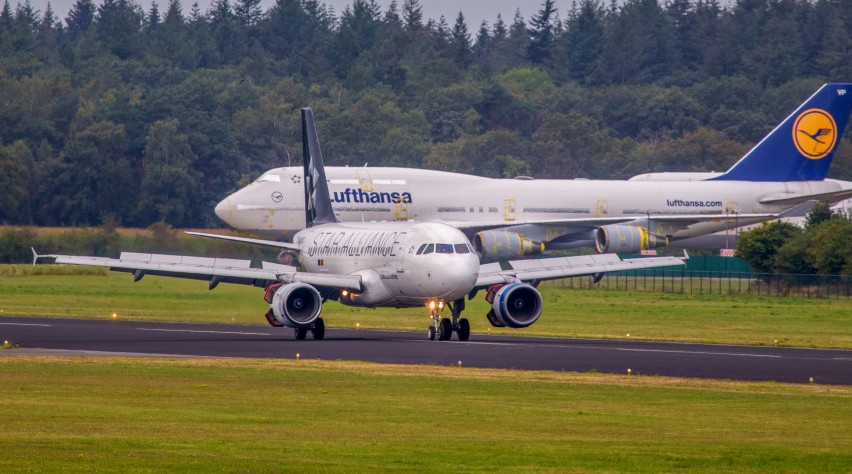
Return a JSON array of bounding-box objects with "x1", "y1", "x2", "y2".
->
[
  {"x1": 595, "y1": 200, "x2": 609, "y2": 217},
  {"x1": 503, "y1": 198, "x2": 516, "y2": 221},
  {"x1": 356, "y1": 169, "x2": 373, "y2": 191},
  {"x1": 394, "y1": 202, "x2": 409, "y2": 221}
]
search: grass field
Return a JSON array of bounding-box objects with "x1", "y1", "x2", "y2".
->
[
  {"x1": 0, "y1": 356, "x2": 849, "y2": 472},
  {"x1": 1, "y1": 265, "x2": 850, "y2": 348}
]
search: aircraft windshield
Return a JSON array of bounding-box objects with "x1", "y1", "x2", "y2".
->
[
  {"x1": 416, "y1": 243, "x2": 472, "y2": 255},
  {"x1": 454, "y1": 243, "x2": 471, "y2": 254}
]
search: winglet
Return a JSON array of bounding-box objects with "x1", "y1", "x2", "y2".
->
[
  {"x1": 31, "y1": 247, "x2": 38, "y2": 268},
  {"x1": 682, "y1": 250, "x2": 689, "y2": 262},
  {"x1": 301, "y1": 108, "x2": 338, "y2": 227}
]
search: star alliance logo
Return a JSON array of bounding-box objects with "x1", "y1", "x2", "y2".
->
[
  {"x1": 792, "y1": 108, "x2": 836, "y2": 160},
  {"x1": 291, "y1": 175, "x2": 301, "y2": 184}
]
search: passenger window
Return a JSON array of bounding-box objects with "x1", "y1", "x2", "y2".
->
[
  {"x1": 454, "y1": 243, "x2": 470, "y2": 254},
  {"x1": 436, "y1": 243, "x2": 454, "y2": 254},
  {"x1": 416, "y1": 244, "x2": 427, "y2": 255},
  {"x1": 422, "y1": 244, "x2": 434, "y2": 254}
]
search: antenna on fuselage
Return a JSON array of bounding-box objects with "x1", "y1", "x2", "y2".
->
[{"x1": 301, "y1": 108, "x2": 338, "y2": 228}]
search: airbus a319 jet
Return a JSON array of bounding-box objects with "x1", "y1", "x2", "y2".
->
[
  {"x1": 216, "y1": 83, "x2": 852, "y2": 261},
  {"x1": 34, "y1": 109, "x2": 685, "y2": 341}
]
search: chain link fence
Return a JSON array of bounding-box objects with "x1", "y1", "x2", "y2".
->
[{"x1": 547, "y1": 269, "x2": 852, "y2": 298}]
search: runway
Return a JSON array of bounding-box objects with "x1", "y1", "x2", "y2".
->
[{"x1": 2, "y1": 316, "x2": 850, "y2": 385}]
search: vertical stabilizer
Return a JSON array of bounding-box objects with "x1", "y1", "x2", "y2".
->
[
  {"x1": 713, "y1": 83, "x2": 852, "y2": 181},
  {"x1": 302, "y1": 108, "x2": 338, "y2": 227}
]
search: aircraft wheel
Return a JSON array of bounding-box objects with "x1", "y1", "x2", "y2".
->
[
  {"x1": 427, "y1": 326, "x2": 436, "y2": 341},
  {"x1": 294, "y1": 327, "x2": 308, "y2": 340},
  {"x1": 439, "y1": 318, "x2": 453, "y2": 341},
  {"x1": 311, "y1": 318, "x2": 325, "y2": 340},
  {"x1": 457, "y1": 318, "x2": 470, "y2": 341}
]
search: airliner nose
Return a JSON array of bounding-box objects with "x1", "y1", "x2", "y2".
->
[{"x1": 214, "y1": 197, "x2": 232, "y2": 224}]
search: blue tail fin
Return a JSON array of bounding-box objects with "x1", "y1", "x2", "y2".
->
[
  {"x1": 301, "y1": 107, "x2": 338, "y2": 227},
  {"x1": 713, "y1": 83, "x2": 852, "y2": 181}
]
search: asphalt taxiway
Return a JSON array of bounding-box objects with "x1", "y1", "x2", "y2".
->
[{"x1": 1, "y1": 316, "x2": 850, "y2": 385}]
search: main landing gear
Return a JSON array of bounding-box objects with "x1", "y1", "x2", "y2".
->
[
  {"x1": 427, "y1": 299, "x2": 470, "y2": 341},
  {"x1": 294, "y1": 317, "x2": 325, "y2": 340}
]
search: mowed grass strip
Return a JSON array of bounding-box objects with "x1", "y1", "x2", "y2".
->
[
  {"x1": 0, "y1": 356, "x2": 849, "y2": 472},
  {"x1": 1, "y1": 265, "x2": 851, "y2": 348}
]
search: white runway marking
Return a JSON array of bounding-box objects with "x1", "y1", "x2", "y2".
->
[
  {"x1": 402, "y1": 338, "x2": 786, "y2": 358},
  {"x1": 136, "y1": 328, "x2": 272, "y2": 336},
  {"x1": 0, "y1": 322, "x2": 52, "y2": 327}
]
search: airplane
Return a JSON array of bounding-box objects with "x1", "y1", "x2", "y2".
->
[
  {"x1": 215, "y1": 83, "x2": 852, "y2": 261},
  {"x1": 33, "y1": 108, "x2": 686, "y2": 341}
]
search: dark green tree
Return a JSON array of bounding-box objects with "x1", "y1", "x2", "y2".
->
[
  {"x1": 527, "y1": 0, "x2": 557, "y2": 65},
  {"x1": 564, "y1": 0, "x2": 605, "y2": 83},
  {"x1": 736, "y1": 221, "x2": 802, "y2": 274}
]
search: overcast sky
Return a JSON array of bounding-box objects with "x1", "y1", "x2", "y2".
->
[{"x1": 24, "y1": 0, "x2": 545, "y2": 32}]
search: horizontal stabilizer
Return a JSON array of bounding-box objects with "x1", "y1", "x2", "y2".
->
[{"x1": 759, "y1": 189, "x2": 852, "y2": 206}]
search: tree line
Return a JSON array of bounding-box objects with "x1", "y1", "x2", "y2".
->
[
  {"x1": 1, "y1": 0, "x2": 851, "y2": 228},
  {"x1": 737, "y1": 203, "x2": 852, "y2": 276}
]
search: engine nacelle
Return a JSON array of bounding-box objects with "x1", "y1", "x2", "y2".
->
[
  {"x1": 264, "y1": 283, "x2": 322, "y2": 328},
  {"x1": 473, "y1": 230, "x2": 544, "y2": 262},
  {"x1": 484, "y1": 283, "x2": 543, "y2": 328},
  {"x1": 594, "y1": 224, "x2": 667, "y2": 254}
]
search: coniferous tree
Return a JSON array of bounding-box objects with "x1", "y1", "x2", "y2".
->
[
  {"x1": 565, "y1": 0, "x2": 605, "y2": 84},
  {"x1": 449, "y1": 11, "x2": 471, "y2": 68},
  {"x1": 527, "y1": 0, "x2": 557, "y2": 65}
]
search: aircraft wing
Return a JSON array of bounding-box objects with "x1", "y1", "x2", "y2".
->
[
  {"x1": 443, "y1": 203, "x2": 813, "y2": 236},
  {"x1": 33, "y1": 250, "x2": 362, "y2": 292},
  {"x1": 475, "y1": 253, "x2": 685, "y2": 288}
]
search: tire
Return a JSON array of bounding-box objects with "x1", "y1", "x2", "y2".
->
[
  {"x1": 427, "y1": 326, "x2": 436, "y2": 340},
  {"x1": 457, "y1": 318, "x2": 470, "y2": 341},
  {"x1": 439, "y1": 318, "x2": 453, "y2": 341},
  {"x1": 311, "y1": 317, "x2": 325, "y2": 340},
  {"x1": 294, "y1": 327, "x2": 308, "y2": 340}
]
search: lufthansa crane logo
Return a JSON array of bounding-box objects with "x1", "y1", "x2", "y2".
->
[{"x1": 792, "y1": 108, "x2": 837, "y2": 160}]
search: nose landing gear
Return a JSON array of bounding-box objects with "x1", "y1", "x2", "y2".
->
[{"x1": 426, "y1": 298, "x2": 470, "y2": 341}]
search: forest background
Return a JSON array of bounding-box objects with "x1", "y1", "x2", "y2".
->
[{"x1": 1, "y1": 0, "x2": 851, "y2": 229}]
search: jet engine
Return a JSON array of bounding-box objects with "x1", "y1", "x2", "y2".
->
[
  {"x1": 484, "y1": 283, "x2": 543, "y2": 328},
  {"x1": 594, "y1": 224, "x2": 667, "y2": 254},
  {"x1": 473, "y1": 230, "x2": 544, "y2": 262},
  {"x1": 263, "y1": 283, "x2": 322, "y2": 328}
]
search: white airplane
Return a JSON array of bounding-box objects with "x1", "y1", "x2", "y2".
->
[
  {"x1": 216, "y1": 83, "x2": 852, "y2": 261},
  {"x1": 34, "y1": 109, "x2": 685, "y2": 341}
]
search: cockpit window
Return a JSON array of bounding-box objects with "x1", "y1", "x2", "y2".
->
[
  {"x1": 416, "y1": 244, "x2": 428, "y2": 255},
  {"x1": 255, "y1": 174, "x2": 281, "y2": 183},
  {"x1": 436, "y1": 243, "x2": 453, "y2": 254},
  {"x1": 422, "y1": 243, "x2": 434, "y2": 255},
  {"x1": 454, "y1": 243, "x2": 470, "y2": 254}
]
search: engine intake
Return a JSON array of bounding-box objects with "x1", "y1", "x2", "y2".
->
[
  {"x1": 265, "y1": 283, "x2": 322, "y2": 328},
  {"x1": 484, "y1": 283, "x2": 543, "y2": 328},
  {"x1": 595, "y1": 224, "x2": 667, "y2": 254},
  {"x1": 473, "y1": 230, "x2": 544, "y2": 262}
]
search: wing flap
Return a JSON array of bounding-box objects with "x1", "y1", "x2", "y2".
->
[
  {"x1": 39, "y1": 251, "x2": 363, "y2": 292},
  {"x1": 45, "y1": 252, "x2": 282, "y2": 286},
  {"x1": 476, "y1": 254, "x2": 685, "y2": 287}
]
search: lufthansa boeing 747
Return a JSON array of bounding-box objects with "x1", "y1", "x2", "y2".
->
[{"x1": 216, "y1": 83, "x2": 852, "y2": 261}]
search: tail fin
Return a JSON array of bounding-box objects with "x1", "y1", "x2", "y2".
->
[
  {"x1": 301, "y1": 108, "x2": 338, "y2": 227},
  {"x1": 713, "y1": 83, "x2": 852, "y2": 181}
]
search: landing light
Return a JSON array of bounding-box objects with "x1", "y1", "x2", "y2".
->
[
  {"x1": 341, "y1": 290, "x2": 349, "y2": 297},
  {"x1": 438, "y1": 301, "x2": 444, "y2": 309},
  {"x1": 428, "y1": 301, "x2": 436, "y2": 310}
]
